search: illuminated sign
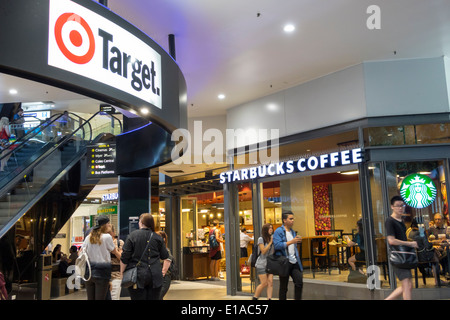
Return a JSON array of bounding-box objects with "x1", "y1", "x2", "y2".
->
[
  {"x1": 102, "y1": 193, "x2": 118, "y2": 202},
  {"x1": 87, "y1": 143, "x2": 116, "y2": 179},
  {"x1": 219, "y1": 148, "x2": 363, "y2": 184},
  {"x1": 48, "y1": 0, "x2": 162, "y2": 108},
  {"x1": 400, "y1": 174, "x2": 437, "y2": 208}
]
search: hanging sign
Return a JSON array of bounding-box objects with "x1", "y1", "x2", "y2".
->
[
  {"x1": 400, "y1": 173, "x2": 437, "y2": 208},
  {"x1": 87, "y1": 143, "x2": 116, "y2": 179}
]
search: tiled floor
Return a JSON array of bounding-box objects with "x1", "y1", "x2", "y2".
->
[{"x1": 52, "y1": 279, "x2": 253, "y2": 300}]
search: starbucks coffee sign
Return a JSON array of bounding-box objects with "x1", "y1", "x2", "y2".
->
[{"x1": 400, "y1": 174, "x2": 437, "y2": 208}]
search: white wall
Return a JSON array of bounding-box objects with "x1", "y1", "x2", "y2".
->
[
  {"x1": 225, "y1": 57, "x2": 450, "y2": 149},
  {"x1": 363, "y1": 57, "x2": 450, "y2": 117}
]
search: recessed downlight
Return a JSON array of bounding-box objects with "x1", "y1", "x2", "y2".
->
[
  {"x1": 9, "y1": 89, "x2": 18, "y2": 95},
  {"x1": 283, "y1": 24, "x2": 295, "y2": 33},
  {"x1": 140, "y1": 108, "x2": 149, "y2": 114},
  {"x1": 218, "y1": 94, "x2": 226, "y2": 100}
]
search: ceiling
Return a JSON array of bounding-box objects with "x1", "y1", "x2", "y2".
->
[
  {"x1": 1, "y1": 0, "x2": 450, "y2": 117},
  {"x1": 1, "y1": 0, "x2": 450, "y2": 181},
  {"x1": 107, "y1": 0, "x2": 450, "y2": 117}
]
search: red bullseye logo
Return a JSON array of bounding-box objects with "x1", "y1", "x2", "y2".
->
[{"x1": 54, "y1": 13, "x2": 95, "y2": 64}]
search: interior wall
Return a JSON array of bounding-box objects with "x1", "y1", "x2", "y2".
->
[
  {"x1": 283, "y1": 176, "x2": 315, "y2": 237},
  {"x1": 331, "y1": 181, "x2": 362, "y2": 233}
]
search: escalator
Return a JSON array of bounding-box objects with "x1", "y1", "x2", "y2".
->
[{"x1": 0, "y1": 111, "x2": 122, "y2": 297}]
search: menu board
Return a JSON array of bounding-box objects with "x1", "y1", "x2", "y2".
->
[{"x1": 87, "y1": 143, "x2": 116, "y2": 179}]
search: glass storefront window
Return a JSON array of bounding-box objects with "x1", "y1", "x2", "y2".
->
[
  {"x1": 385, "y1": 160, "x2": 449, "y2": 288},
  {"x1": 237, "y1": 182, "x2": 253, "y2": 293},
  {"x1": 181, "y1": 198, "x2": 196, "y2": 247},
  {"x1": 364, "y1": 123, "x2": 450, "y2": 147},
  {"x1": 367, "y1": 162, "x2": 390, "y2": 288},
  {"x1": 180, "y1": 192, "x2": 224, "y2": 281},
  {"x1": 259, "y1": 169, "x2": 364, "y2": 284}
]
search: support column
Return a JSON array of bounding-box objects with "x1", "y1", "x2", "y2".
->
[
  {"x1": 118, "y1": 171, "x2": 150, "y2": 240},
  {"x1": 224, "y1": 182, "x2": 239, "y2": 295}
]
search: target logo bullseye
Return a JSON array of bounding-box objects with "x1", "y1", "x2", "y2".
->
[{"x1": 54, "y1": 13, "x2": 95, "y2": 64}]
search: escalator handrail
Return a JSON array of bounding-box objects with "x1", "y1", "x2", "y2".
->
[
  {"x1": 0, "y1": 111, "x2": 120, "y2": 198},
  {"x1": 0, "y1": 113, "x2": 66, "y2": 161},
  {"x1": 0, "y1": 112, "x2": 92, "y2": 162}
]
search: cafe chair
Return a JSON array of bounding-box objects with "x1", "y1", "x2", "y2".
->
[
  {"x1": 311, "y1": 236, "x2": 340, "y2": 278},
  {"x1": 414, "y1": 261, "x2": 441, "y2": 288}
]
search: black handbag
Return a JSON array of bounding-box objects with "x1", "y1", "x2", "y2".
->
[
  {"x1": 265, "y1": 240, "x2": 291, "y2": 277},
  {"x1": 266, "y1": 254, "x2": 290, "y2": 276},
  {"x1": 121, "y1": 232, "x2": 153, "y2": 288},
  {"x1": 389, "y1": 245, "x2": 418, "y2": 269}
]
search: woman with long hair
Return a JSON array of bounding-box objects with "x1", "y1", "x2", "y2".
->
[
  {"x1": 82, "y1": 215, "x2": 121, "y2": 300},
  {"x1": 120, "y1": 213, "x2": 171, "y2": 300},
  {"x1": 252, "y1": 223, "x2": 274, "y2": 300}
]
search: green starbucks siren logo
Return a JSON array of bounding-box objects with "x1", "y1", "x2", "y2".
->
[{"x1": 400, "y1": 174, "x2": 437, "y2": 208}]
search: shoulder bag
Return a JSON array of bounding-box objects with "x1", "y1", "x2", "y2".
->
[
  {"x1": 265, "y1": 234, "x2": 291, "y2": 277},
  {"x1": 75, "y1": 246, "x2": 91, "y2": 282},
  {"x1": 389, "y1": 245, "x2": 418, "y2": 269},
  {"x1": 121, "y1": 232, "x2": 153, "y2": 288}
]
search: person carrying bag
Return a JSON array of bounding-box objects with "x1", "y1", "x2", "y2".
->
[
  {"x1": 272, "y1": 211, "x2": 303, "y2": 300},
  {"x1": 385, "y1": 196, "x2": 419, "y2": 300},
  {"x1": 120, "y1": 213, "x2": 170, "y2": 300}
]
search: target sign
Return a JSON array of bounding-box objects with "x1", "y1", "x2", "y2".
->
[
  {"x1": 54, "y1": 13, "x2": 95, "y2": 64},
  {"x1": 48, "y1": 0, "x2": 163, "y2": 109}
]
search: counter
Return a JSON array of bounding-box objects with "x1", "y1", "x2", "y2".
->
[{"x1": 183, "y1": 246, "x2": 210, "y2": 280}]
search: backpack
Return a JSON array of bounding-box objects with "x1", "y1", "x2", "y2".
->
[
  {"x1": 415, "y1": 236, "x2": 436, "y2": 263},
  {"x1": 75, "y1": 246, "x2": 91, "y2": 282},
  {"x1": 209, "y1": 229, "x2": 219, "y2": 249},
  {"x1": 168, "y1": 256, "x2": 179, "y2": 280},
  {"x1": 250, "y1": 243, "x2": 260, "y2": 267}
]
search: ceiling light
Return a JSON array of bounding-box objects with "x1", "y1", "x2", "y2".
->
[
  {"x1": 340, "y1": 170, "x2": 359, "y2": 175},
  {"x1": 283, "y1": 24, "x2": 295, "y2": 33},
  {"x1": 218, "y1": 94, "x2": 225, "y2": 100},
  {"x1": 267, "y1": 103, "x2": 278, "y2": 112},
  {"x1": 9, "y1": 89, "x2": 18, "y2": 95},
  {"x1": 140, "y1": 108, "x2": 149, "y2": 114}
]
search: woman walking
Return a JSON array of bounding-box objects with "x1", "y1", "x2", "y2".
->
[
  {"x1": 252, "y1": 223, "x2": 274, "y2": 300},
  {"x1": 120, "y1": 213, "x2": 171, "y2": 300},
  {"x1": 82, "y1": 215, "x2": 121, "y2": 300}
]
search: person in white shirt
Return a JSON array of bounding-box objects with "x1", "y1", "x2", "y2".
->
[
  {"x1": 240, "y1": 227, "x2": 254, "y2": 258},
  {"x1": 82, "y1": 215, "x2": 121, "y2": 300}
]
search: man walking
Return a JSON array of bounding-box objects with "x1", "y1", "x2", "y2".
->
[
  {"x1": 273, "y1": 211, "x2": 303, "y2": 300},
  {"x1": 385, "y1": 195, "x2": 418, "y2": 300}
]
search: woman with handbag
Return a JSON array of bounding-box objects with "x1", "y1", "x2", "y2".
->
[
  {"x1": 81, "y1": 215, "x2": 121, "y2": 300},
  {"x1": 385, "y1": 196, "x2": 418, "y2": 300},
  {"x1": 252, "y1": 223, "x2": 274, "y2": 300},
  {"x1": 120, "y1": 213, "x2": 170, "y2": 300}
]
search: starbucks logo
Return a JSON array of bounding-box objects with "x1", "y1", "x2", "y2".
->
[{"x1": 400, "y1": 174, "x2": 437, "y2": 208}]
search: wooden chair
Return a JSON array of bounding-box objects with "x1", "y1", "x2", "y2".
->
[
  {"x1": 311, "y1": 236, "x2": 338, "y2": 278},
  {"x1": 376, "y1": 238, "x2": 388, "y2": 280}
]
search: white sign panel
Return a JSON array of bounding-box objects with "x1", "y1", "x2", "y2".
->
[{"x1": 48, "y1": 0, "x2": 162, "y2": 108}]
